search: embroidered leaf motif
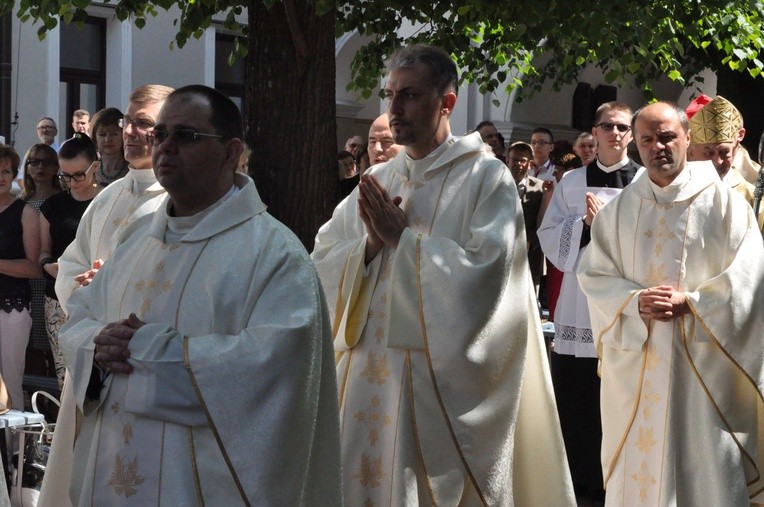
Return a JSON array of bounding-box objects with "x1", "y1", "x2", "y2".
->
[
  {"x1": 108, "y1": 454, "x2": 145, "y2": 497},
  {"x1": 361, "y1": 352, "x2": 391, "y2": 385},
  {"x1": 353, "y1": 453, "x2": 384, "y2": 488},
  {"x1": 635, "y1": 426, "x2": 657, "y2": 454}
]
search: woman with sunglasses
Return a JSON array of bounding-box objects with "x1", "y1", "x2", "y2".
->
[
  {"x1": 0, "y1": 144, "x2": 41, "y2": 409},
  {"x1": 20, "y1": 144, "x2": 63, "y2": 206},
  {"x1": 39, "y1": 134, "x2": 100, "y2": 387}
]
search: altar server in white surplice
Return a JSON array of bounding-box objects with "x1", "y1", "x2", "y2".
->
[
  {"x1": 578, "y1": 102, "x2": 764, "y2": 506},
  {"x1": 312, "y1": 44, "x2": 574, "y2": 506},
  {"x1": 43, "y1": 85, "x2": 342, "y2": 506}
]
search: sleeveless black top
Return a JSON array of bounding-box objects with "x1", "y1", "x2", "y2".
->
[{"x1": 0, "y1": 199, "x2": 31, "y2": 312}]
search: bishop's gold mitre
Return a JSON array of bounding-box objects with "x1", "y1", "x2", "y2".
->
[{"x1": 689, "y1": 95, "x2": 742, "y2": 145}]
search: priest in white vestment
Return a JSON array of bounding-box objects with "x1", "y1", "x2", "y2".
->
[
  {"x1": 42, "y1": 86, "x2": 342, "y2": 505},
  {"x1": 55, "y1": 84, "x2": 173, "y2": 313},
  {"x1": 41, "y1": 85, "x2": 173, "y2": 507},
  {"x1": 313, "y1": 44, "x2": 574, "y2": 506},
  {"x1": 578, "y1": 101, "x2": 764, "y2": 506}
]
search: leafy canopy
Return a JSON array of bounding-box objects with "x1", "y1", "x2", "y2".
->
[{"x1": 7, "y1": 0, "x2": 764, "y2": 100}]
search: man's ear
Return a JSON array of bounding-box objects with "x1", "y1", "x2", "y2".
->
[
  {"x1": 737, "y1": 127, "x2": 746, "y2": 144},
  {"x1": 441, "y1": 92, "x2": 457, "y2": 115},
  {"x1": 225, "y1": 138, "x2": 245, "y2": 169}
]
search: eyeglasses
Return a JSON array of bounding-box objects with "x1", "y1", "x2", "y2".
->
[
  {"x1": 37, "y1": 125, "x2": 56, "y2": 131},
  {"x1": 530, "y1": 141, "x2": 552, "y2": 146},
  {"x1": 26, "y1": 158, "x2": 52, "y2": 167},
  {"x1": 119, "y1": 116, "x2": 155, "y2": 132},
  {"x1": 58, "y1": 162, "x2": 94, "y2": 183},
  {"x1": 596, "y1": 122, "x2": 632, "y2": 133},
  {"x1": 147, "y1": 128, "x2": 225, "y2": 146}
]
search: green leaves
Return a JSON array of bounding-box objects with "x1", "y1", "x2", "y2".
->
[{"x1": 9, "y1": 0, "x2": 764, "y2": 102}]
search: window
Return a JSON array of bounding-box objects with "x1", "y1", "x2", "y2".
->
[
  {"x1": 215, "y1": 33, "x2": 246, "y2": 112},
  {"x1": 60, "y1": 16, "x2": 106, "y2": 138}
]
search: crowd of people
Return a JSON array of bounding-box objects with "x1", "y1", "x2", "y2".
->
[{"x1": 0, "y1": 43, "x2": 761, "y2": 506}]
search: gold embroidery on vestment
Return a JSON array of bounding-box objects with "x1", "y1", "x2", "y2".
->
[
  {"x1": 631, "y1": 461, "x2": 656, "y2": 502},
  {"x1": 353, "y1": 453, "x2": 384, "y2": 488},
  {"x1": 134, "y1": 260, "x2": 173, "y2": 316},
  {"x1": 644, "y1": 216, "x2": 677, "y2": 257},
  {"x1": 634, "y1": 426, "x2": 657, "y2": 454},
  {"x1": 354, "y1": 395, "x2": 391, "y2": 446},
  {"x1": 108, "y1": 454, "x2": 145, "y2": 497},
  {"x1": 644, "y1": 263, "x2": 668, "y2": 288},
  {"x1": 361, "y1": 352, "x2": 391, "y2": 385},
  {"x1": 640, "y1": 379, "x2": 661, "y2": 420}
]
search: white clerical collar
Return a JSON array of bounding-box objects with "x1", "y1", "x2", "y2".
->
[
  {"x1": 164, "y1": 184, "x2": 238, "y2": 243},
  {"x1": 596, "y1": 157, "x2": 630, "y2": 173},
  {"x1": 647, "y1": 165, "x2": 691, "y2": 204},
  {"x1": 720, "y1": 169, "x2": 733, "y2": 184},
  {"x1": 128, "y1": 167, "x2": 157, "y2": 194}
]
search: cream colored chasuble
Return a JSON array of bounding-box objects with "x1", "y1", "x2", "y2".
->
[
  {"x1": 337, "y1": 139, "x2": 462, "y2": 505},
  {"x1": 579, "y1": 164, "x2": 764, "y2": 506},
  {"x1": 79, "y1": 199, "x2": 238, "y2": 505},
  {"x1": 608, "y1": 171, "x2": 688, "y2": 505}
]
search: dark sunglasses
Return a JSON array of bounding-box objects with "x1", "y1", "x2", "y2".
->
[{"x1": 596, "y1": 122, "x2": 632, "y2": 133}]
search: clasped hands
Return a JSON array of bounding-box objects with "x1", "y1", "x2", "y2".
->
[
  {"x1": 93, "y1": 313, "x2": 146, "y2": 375},
  {"x1": 638, "y1": 286, "x2": 689, "y2": 322},
  {"x1": 358, "y1": 174, "x2": 407, "y2": 263}
]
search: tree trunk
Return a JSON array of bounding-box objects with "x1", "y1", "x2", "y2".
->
[{"x1": 247, "y1": 0, "x2": 340, "y2": 250}]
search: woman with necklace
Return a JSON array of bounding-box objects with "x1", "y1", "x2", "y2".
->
[
  {"x1": 0, "y1": 144, "x2": 42, "y2": 408},
  {"x1": 89, "y1": 107, "x2": 129, "y2": 187},
  {"x1": 39, "y1": 134, "x2": 101, "y2": 387}
]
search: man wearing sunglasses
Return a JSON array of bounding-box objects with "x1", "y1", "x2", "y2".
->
[
  {"x1": 538, "y1": 101, "x2": 643, "y2": 505},
  {"x1": 46, "y1": 85, "x2": 342, "y2": 505}
]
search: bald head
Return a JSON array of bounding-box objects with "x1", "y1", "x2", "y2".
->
[{"x1": 368, "y1": 113, "x2": 403, "y2": 166}]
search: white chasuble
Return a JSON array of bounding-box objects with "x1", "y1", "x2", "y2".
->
[
  {"x1": 578, "y1": 163, "x2": 764, "y2": 506},
  {"x1": 314, "y1": 132, "x2": 575, "y2": 506},
  {"x1": 56, "y1": 168, "x2": 165, "y2": 313},
  {"x1": 47, "y1": 174, "x2": 343, "y2": 507},
  {"x1": 86, "y1": 239, "x2": 210, "y2": 505}
]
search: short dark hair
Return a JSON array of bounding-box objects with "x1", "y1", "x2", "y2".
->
[
  {"x1": 532, "y1": 127, "x2": 554, "y2": 143},
  {"x1": 337, "y1": 150, "x2": 354, "y2": 161},
  {"x1": 0, "y1": 145, "x2": 21, "y2": 178},
  {"x1": 59, "y1": 133, "x2": 98, "y2": 163},
  {"x1": 507, "y1": 141, "x2": 533, "y2": 159},
  {"x1": 475, "y1": 121, "x2": 495, "y2": 131},
  {"x1": 168, "y1": 85, "x2": 242, "y2": 140},
  {"x1": 386, "y1": 44, "x2": 458, "y2": 96}
]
